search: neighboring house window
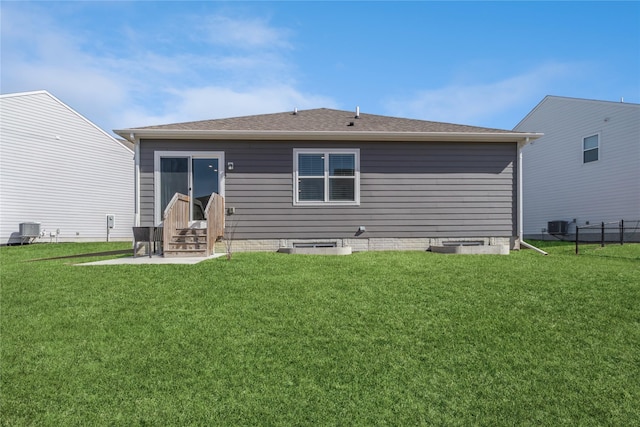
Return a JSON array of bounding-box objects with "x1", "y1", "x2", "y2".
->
[
  {"x1": 583, "y1": 134, "x2": 599, "y2": 163},
  {"x1": 294, "y1": 149, "x2": 360, "y2": 205}
]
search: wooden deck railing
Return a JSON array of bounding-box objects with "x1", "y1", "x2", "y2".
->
[
  {"x1": 162, "y1": 193, "x2": 190, "y2": 253},
  {"x1": 162, "y1": 192, "x2": 223, "y2": 257},
  {"x1": 205, "y1": 193, "x2": 225, "y2": 255}
]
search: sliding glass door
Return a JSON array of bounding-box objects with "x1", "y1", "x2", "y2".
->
[
  {"x1": 155, "y1": 151, "x2": 224, "y2": 224},
  {"x1": 191, "y1": 158, "x2": 219, "y2": 220},
  {"x1": 160, "y1": 157, "x2": 189, "y2": 218}
]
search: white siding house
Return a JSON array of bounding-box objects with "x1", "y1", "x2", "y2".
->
[
  {"x1": 0, "y1": 90, "x2": 134, "y2": 244},
  {"x1": 514, "y1": 96, "x2": 640, "y2": 240}
]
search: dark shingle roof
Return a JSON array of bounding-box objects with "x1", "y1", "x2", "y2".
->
[{"x1": 134, "y1": 108, "x2": 513, "y2": 134}]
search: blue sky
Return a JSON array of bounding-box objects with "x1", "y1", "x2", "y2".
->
[{"x1": 2, "y1": 1, "x2": 639, "y2": 134}]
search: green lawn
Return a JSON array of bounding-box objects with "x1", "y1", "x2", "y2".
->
[{"x1": 1, "y1": 242, "x2": 639, "y2": 425}]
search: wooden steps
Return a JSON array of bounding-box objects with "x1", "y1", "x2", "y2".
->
[
  {"x1": 161, "y1": 192, "x2": 224, "y2": 258},
  {"x1": 164, "y1": 228, "x2": 208, "y2": 257}
]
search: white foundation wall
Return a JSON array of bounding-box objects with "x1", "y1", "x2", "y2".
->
[{"x1": 215, "y1": 237, "x2": 514, "y2": 253}]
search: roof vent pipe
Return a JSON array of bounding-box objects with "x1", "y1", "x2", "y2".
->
[
  {"x1": 355, "y1": 106, "x2": 360, "y2": 118},
  {"x1": 293, "y1": 107, "x2": 298, "y2": 115}
]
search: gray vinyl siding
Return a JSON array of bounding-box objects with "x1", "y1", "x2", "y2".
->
[
  {"x1": 516, "y1": 97, "x2": 640, "y2": 237},
  {"x1": 140, "y1": 140, "x2": 517, "y2": 240},
  {"x1": 0, "y1": 92, "x2": 134, "y2": 244}
]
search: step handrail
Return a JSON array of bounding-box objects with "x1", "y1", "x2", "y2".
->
[
  {"x1": 204, "y1": 193, "x2": 225, "y2": 255},
  {"x1": 162, "y1": 193, "x2": 190, "y2": 254}
]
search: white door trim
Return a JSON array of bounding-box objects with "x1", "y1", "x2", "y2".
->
[{"x1": 154, "y1": 151, "x2": 225, "y2": 225}]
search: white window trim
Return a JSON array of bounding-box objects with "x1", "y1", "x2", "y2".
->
[
  {"x1": 293, "y1": 148, "x2": 360, "y2": 206},
  {"x1": 154, "y1": 151, "x2": 225, "y2": 225},
  {"x1": 582, "y1": 133, "x2": 600, "y2": 164}
]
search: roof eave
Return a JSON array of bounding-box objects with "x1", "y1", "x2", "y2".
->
[{"x1": 115, "y1": 129, "x2": 543, "y2": 143}]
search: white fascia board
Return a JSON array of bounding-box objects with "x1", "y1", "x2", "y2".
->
[
  {"x1": 115, "y1": 129, "x2": 543, "y2": 144},
  {"x1": 0, "y1": 89, "x2": 51, "y2": 99}
]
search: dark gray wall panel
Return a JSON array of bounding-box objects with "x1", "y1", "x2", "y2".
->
[{"x1": 139, "y1": 139, "x2": 517, "y2": 239}]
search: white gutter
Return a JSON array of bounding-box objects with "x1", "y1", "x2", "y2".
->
[
  {"x1": 115, "y1": 129, "x2": 543, "y2": 143},
  {"x1": 132, "y1": 133, "x2": 140, "y2": 227},
  {"x1": 518, "y1": 137, "x2": 548, "y2": 255}
]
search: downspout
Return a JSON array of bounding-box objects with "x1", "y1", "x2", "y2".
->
[
  {"x1": 518, "y1": 137, "x2": 548, "y2": 255},
  {"x1": 132, "y1": 133, "x2": 140, "y2": 227}
]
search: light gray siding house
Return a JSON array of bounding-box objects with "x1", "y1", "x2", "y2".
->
[
  {"x1": 0, "y1": 90, "x2": 134, "y2": 244},
  {"x1": 116, "y1": 108, "x2": 541, "y2": 253},
  {"x1": 514, "y1": 96, "x2": 640, "y2": 240}
]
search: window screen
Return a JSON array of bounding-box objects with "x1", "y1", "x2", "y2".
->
[{"x1": 295, "y1": 150, "x2": 359, "y2": 205}]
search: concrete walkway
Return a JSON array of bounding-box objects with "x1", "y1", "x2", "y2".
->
[{"x1": 77, "y1": 253, "x2": 225, "y2": 266}]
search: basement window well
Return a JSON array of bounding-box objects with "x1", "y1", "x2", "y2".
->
[{"x1": 293, "y1": 242, "x2": 338, "y2": 248}]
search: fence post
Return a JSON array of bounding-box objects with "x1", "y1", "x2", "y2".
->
[
  {"x1": 620, "y1": 219, "x2": 624, "y2": 245},
  {"x1": 601, "y1": 222, "x2": 605, "y2": 247},
  {"x1": 576, "y1": 226, "x2": 579, "y2": 255}
]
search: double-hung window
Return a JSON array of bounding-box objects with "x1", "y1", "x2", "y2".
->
[
  {"x1": 583, "y1": 134, "x2": 599, "y2": 163},
  {"x1": 294, "y1": 148, "x2": 360, "y2": 205}
]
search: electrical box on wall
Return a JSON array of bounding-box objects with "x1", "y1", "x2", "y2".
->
[{"x1": 107, "y1": 214, "x2": 115, "y2": 229}]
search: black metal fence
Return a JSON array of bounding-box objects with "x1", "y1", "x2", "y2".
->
[{"x1": 575, "y1": 219, "x2": 640, "y2": 254}]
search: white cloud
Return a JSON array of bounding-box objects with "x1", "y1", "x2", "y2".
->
[
  {"x1": 0, "y1": 5, "x2": 130, "y2": 127},
  {"x1": 172, "y1": 85, "x2": 335, "y2": 119},
  {"x1": 118, "y1": 85, "x2": 337, "y2": 128},
  {"x1": 385, "y1": 63, "x2": 576, "y2": 128},
  {"x1": 198, "y1": 14, "x2": 292, "y2": 50},
  {"x1": 1, "y1": 3, "x2": 333, "y2": 133}
]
